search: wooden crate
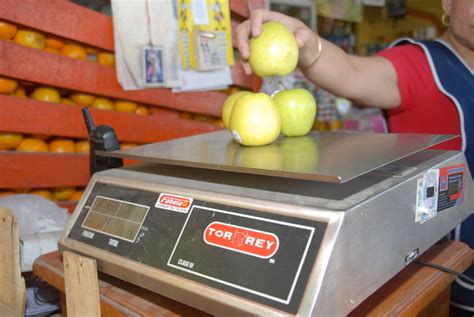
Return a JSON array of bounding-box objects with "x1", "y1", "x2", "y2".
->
[{"x1": 0, "y1": 0, "x2": 264, "y2": 193}]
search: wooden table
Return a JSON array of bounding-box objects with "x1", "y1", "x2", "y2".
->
[{"x1": 33, "y1": 240, "x2": 473, "y2": 317}]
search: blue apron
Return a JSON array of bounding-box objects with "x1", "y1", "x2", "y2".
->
[{"x1": 393, "y1": 38, "x2": 474, "y2": 247}]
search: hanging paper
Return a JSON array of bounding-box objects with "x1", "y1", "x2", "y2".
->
[{"x1": 178, "y1": 0, "x2": 234, "y2": 71}]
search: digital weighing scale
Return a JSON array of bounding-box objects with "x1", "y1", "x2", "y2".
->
[{"x1": 59, "y1": 130, "x2": 473, "y2": 316}]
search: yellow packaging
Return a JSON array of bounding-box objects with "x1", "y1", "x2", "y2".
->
[{"x1": 178, "y1": 0, "x2": 234, "y2": 71}]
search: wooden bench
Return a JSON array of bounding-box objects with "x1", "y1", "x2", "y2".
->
[{"x1": 33, "y1": 240, "x2": 473, "y2": 316}]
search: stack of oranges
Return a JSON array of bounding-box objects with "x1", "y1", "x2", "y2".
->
[
  {"x1": 1, "y1": 19, "x2": 115, "y2": 66},
  {"x1": 0, "y1": 75, "x2": 152, "y2": 115},
  {"x1": 0, "y1": 132, "x2": 92, "y2": 154},
  {"x1": 3, "y1": 76, "x2": 224, "y2": 125},
  {"x1": 0, "y1": 131, "x2": 142, "y2": 154}
]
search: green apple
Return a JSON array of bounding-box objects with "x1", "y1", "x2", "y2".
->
[
  {"x1": 229, "y1": 93, "x2": 281, "y2": 146},
  {"x1": 233, "y1": 142, "x2": 283, "y2": 170},
  {"x1": 249, "y1": 22, "x2": 299, "y2": 77},
  {"x1": 277, "y1": 135, "x2": 319, "y2": 172},
  {"x1": 273, "y1": 89, "x2": 316, "y2": 137},
  {"x1": 221, "y1": 91, "x2": 251, "y2": 129}
]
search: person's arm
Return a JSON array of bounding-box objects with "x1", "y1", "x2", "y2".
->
[{"x1": 236, "y1": 10, "x2": 401, "y2": 109}]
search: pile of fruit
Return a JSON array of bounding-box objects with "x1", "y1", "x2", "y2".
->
[
  {"x1": 222, "y1": 22, "x2": 316, "y2": 147},
  {"x1": 0, "y1": 75, "x2": 154, "y2": 115},
  {"x1": 0, "y1": 131, "x2": 138, "y2": 152},
  {"x1": 0, "y1": 19, "x2": 115, "y2": 66},
  {"x1": 0, "y1": 186, "x2": 85, "y2": 202},
  {"x1": 1, "y1": 75, "x2": 227, "y2": 126},
  {"x1": 1, "y1": 19, "x2": 228, "y2": 126}
]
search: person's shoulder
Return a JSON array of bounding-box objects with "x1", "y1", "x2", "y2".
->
[
  {"x1": 377, "y1": 41, "x2": 430, "y2": 73},
  {"x1": 377, "y1": 41, "x2": 425, "y2": 60}
]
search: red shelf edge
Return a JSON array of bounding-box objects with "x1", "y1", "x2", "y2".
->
[
  {"x1": 0, "y1": 0, "x2": 265, "y2": 52},
  {"x1": 0, "y1": 152, "x2": 90, "y2": 188},
  {"x1": 0, "y1": 40, "x2": 234, "y2": 117},
  {"x1": 0, "y1": 0, "x2": 115, "y2": 51},
  {"x1": 0, "y1": 95, "x2": 222, "y2": 143}
]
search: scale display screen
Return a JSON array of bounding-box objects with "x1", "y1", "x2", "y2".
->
[
  {"x1": 82, "y1": 196, "x2": 149, "y2": 242},
  {"x1": 68, "y1": 183, "x2": 327, "y2": 313}
]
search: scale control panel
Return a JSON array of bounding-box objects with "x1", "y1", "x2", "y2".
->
[{"x1": 67, "y1": 182, "x2": 327, "y2": 314}]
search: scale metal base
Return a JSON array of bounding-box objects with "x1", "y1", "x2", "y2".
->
[{"x1": 59, "y1": 131, "x2": 473, "y2": 316}]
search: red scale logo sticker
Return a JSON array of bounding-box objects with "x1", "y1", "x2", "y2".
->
[
  {"x1": 156, "y1": 193, "x2": 193, "y2": 213},
  {"x1": 203, "y1": 222, "x2": 279, "y2": 258}
]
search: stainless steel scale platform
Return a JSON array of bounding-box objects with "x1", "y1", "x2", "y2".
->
[{"x1": 59, "y1": 131, "x2": 473, "y2": 316}]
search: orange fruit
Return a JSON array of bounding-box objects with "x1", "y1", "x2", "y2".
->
[
  {"x1": 31, "y1": 87, "x2": 61, "y2": 103},
  {"x1": 212, "y1": 118, "x2": 225, "y2": 128},
  {"x1": 135, "y1": 105, "x2": 149, "y2": 115},
  {"x1": 0, "y1": 77, "x2": 18, "y2": 94},
  {"x1": 70, "y1": 190, "x2": 84, "y2": 201},
  {"x1": 45, "y1": 36, "x2": 65, "y2": 49},
  {"x1": 74, "y1": 140, "x2": 89, "y2": 154},
  {"x1": 13, "y1": 84, "x2": 27, "y2": 98},
  {"x1": 13, "y1": 29, "x2": 45, "y2": 49},
  {"x1": 49, "y1": 138, "x2": 75, "y2": 153},
  {"x1": 70, "y1": 93, "x2": 95, "y2": 106},
  {"x1": 92, "y1": 97, "x2": 114, "y2": 110},
  {"x1": 0, "y1": 132, "x2": 23, "y2": 150},
  {"x1": 60, "y1": 98, "x2": 76, "y2": 105},
  {"x1": 114, "y1": 100, "x2": 138, "y2": 113},
  {"x1": 30, "y1": 189, "x2": 53, "y2": 200},
  {"x1": 43, "y1": 46, "x2": 59, "y2": 54},
  {"x1": 97, "y1": 51, "x2": 115, "y2": 66},
  {"x1": 121, "y1": 143, "x2": 138, "y2": 149},
  {"x1": 16, "y1": 138, "x2": 48, "y2": 152},
  {"x1": 52, "y1": 186, "x2": 76, "y2": 201},
  {"x1": 0, "y1": 20, "x2": 17, "y2": 40},
  {"x1": 60, "y1": 44, "x2": 87, "y2": 61}
]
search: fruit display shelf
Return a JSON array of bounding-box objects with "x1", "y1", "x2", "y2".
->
[
  {"x1": 0, "y1": 40, "x2": 229, "y2": 117},
  {"x1": 0, "y1": 0, "x2": 263, "y2": 51},
  {"x1": 0, "y1": 151, "x2": 140, "y2": 189},
  {"x1": 0, "y1": 0, "x2": 261, "y2": 97},
  {"x1": 0, "y1": 0, "x2": 264, "y2": 195},
  {"x1": 0, "y1": 95, "x2": 219, "y2": 144},
  {"x1": 0, "y1": 152, "x2": 89, "y2": 188}
]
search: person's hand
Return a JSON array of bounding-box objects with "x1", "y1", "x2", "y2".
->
[{"x1": 236, "y1": 9, "x2": 320, "y2": 75}]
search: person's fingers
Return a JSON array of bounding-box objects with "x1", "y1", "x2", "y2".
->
[
  {"x1": 240, "y1": 59, "x2": 253, "y2": 75},
  {"x1": 236, "y1": 20, "x2": 251, "y2": 60},
  {"x1": 249, "y1": 9, "x2": 266, "y2": 37},
  {"x1": 294, "y1": 27, "x2": 313, "y2": 48}
]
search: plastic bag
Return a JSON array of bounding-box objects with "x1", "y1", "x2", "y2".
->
[{"x1": 0, "y1": 194, "x2": 69, "y2": 236}]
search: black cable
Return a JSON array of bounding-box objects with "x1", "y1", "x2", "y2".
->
[
  {"x1": 414, "y1": 260, "x2": 474, "y2": 285},
  {"x1": 32, "y1": 275, "x2": 61, "y2": 306}
]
